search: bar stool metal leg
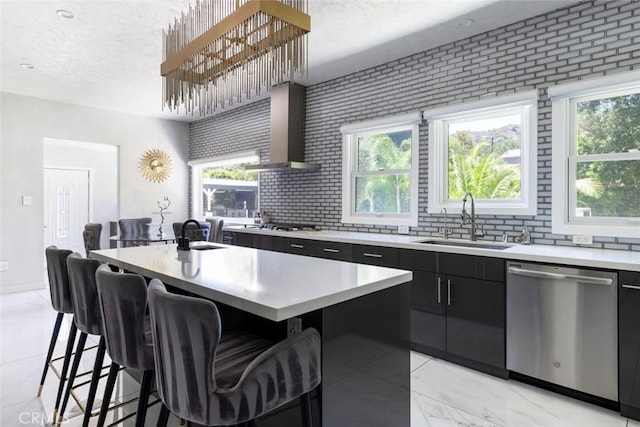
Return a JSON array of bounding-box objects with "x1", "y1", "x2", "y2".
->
[
  {"x1": 96, "y1": 362, "x2": 120, "y2": 427},
  {"x1": 301, "y1": 392, "x2": 312, "y2": 427},
  {"x1": 82, "y1": 336, "x2": 106, "y2": 426},
  {"x1": 37, "y1": 312, "x2": 64, "y2": 396},
  {"x1": 134, "y1": 370, "x2": 154, "y2": 427},
  {"x1": 157, "y1": 403, "x2": 170, "y2": 427},
  {"x1": 52, "y1": 322, "x2": 78, "y2": 422},
  {"x1": 57, "y1": 332, "x2": 88, "y2": 425}
]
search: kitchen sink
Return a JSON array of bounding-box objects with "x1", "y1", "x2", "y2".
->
[{"x1": 415, "y1": 239, "x2": 513, "y2": 250}]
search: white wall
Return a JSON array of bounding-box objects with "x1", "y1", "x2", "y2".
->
[{"x1": 0, "y1": 92, "x2": 189, "y2": 294}]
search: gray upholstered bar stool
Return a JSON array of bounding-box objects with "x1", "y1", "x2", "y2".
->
[
  {"x1": 95, "y1": 265, "x2": 155, "y2": 427},
  {"x1": 205, "y1": 217, "x2": 224, "y2": 243},
  {"x1": 39, "y1": 246, "x2": 79, "y2": 423},
  {"x1": 82, "y1": 223, "x2": 102, "y2": 257},
  {"x1": 57, "y1": 253, "x2": 106, "y2": 426},
  {"x1": 148, "y1": 280, "x2": 321, "y2": 427}
]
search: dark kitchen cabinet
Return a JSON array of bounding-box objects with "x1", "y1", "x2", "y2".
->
[
  {"x1": 398, "y1": 250, "x2": 445, "y2": 354},
  {"x1": 315, "y1": 241, "x2": 352, "y2": 261},
  {"x1": 444, "y1": 274, "x2": 505, "y2": 371},
  {"x1": 619, "y1": 270, "x2": 640, "y2": 420},
  {"x1": 352, "y1": 244, "x2": 398, "y2": 267},
  {"x1": 231, "y1": 231, "x2": 257, "y2": 248},
  {"x1": 228, "y1": 232, "x2": 285, "y2": 252},
  {"x1": 285, "y1": 238, "x2": 317, "y2": 256},
  {"x1": 255, "y1": 235, "x2": 286, "y2": 252},
  {"x1": 400, "y1": 249, "x2": 505, "y2": 377}
]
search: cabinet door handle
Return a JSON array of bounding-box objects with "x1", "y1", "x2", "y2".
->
[
  {"x1": 622, "y1": 284, "x2": 640, "y2": 290},
  {"x1": 437, "y1": 276, "x2": 441, "y2": 304},
  {"x1": 290, "y1": 244, "x2": 304, "y2": 249},
  {"x1": 323, "y1": 248, "x2": 339, "y2": 253},
  {"x1": 363, "y1": 253, "x2": 382, "y2": 258},
  {"x1": 447, "y1": 279, "x2": 452, "y2": 305}
]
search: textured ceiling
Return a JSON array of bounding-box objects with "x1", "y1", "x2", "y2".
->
[{"x1": 0, "y1": 0, "x2": 575, "y2": 122}]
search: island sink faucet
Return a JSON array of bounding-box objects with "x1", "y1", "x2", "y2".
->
[
  {"x1": 177, "y1": 219, "x2": 201, "y2": 251},
  {"x1": 461, "y1": 192, "x2": 483, "y2": 241}
]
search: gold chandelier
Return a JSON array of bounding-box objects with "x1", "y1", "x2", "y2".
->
[{"x1": 161, "y1": 0, "x2": 310, "y2": 115}]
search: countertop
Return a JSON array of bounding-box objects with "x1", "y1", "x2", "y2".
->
[
  {"x1": 224, "y1": 226, "x2": 640, "y2": 272},
  {"x1": 90, "y1": 243, "x2": 412, "y2": 322}
]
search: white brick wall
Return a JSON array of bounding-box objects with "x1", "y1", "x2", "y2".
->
[{"x1": 190, "y1": 0, "x2": 640, "y2": 250}]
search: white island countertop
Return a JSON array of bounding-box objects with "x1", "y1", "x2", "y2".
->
[
  {"x1": 225, "y1": 226, "x2": 640, "y2": 272},
  {"x1": 90, "y1": 243, "x2": 412, "y2": 322}
]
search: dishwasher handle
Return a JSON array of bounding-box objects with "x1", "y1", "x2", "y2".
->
[{"x1": 508, "y1": 265, "x2": 614, "y2": 286}]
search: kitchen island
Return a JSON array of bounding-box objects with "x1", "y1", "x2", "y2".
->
[{"x1": 90, "y1": 243, "x2": 413, "y2": 426}]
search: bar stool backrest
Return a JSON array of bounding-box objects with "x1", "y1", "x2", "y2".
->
[
  {"x1": 206, "y1": 218, "x2": 224, "y2": 243},
  {"x1": 66, "y1": 253, "x2": 103, "y2": 336},
  {"x1": 45, "y1": 246, "x2": 74, "y2": 314},
  {"x1": 118, "y1": 218, "x2": 151, "y2": 236},
  {"x1": 82, "y1": 223, "x2": 102, "y2": 257},
  {"x1": 95, "y1": 265, "x2": 154, "y2": 370},
  {"x1": 148, "y1": 279, "x2": 322, "y2": 425}
]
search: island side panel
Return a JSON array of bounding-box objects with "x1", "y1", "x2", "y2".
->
[{"x1": 320, "y1": 282, "x2": 411, "y2": 427}]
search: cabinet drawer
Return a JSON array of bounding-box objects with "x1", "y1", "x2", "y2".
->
[
  {"x1": 316, "y1": 241, "x2": 352, "y2": 261},
  {"x1": 352, "y1": 245, "x2": 398, "y2": 267},
  {"x1": 285, "y1": 238, "x2": 317, "y2": 256},
  {"x1": 256, "y1": 235, "x2": 286, "y2": 252},
  {"x1": 398, "y1": 248, "x2": 437, "y2": 272},
  {"x1": 438, "y1": 253, "x2": 504, "y2": 282}
]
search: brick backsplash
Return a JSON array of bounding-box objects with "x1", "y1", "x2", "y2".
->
[{"x1": 189, "y1": 0, "x2": 640, "y2": 251}]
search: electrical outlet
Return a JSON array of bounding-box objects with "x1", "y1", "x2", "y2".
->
[
  {"x1": 398, "y1": 225, "x2": 409, "y2": 234},
  {"x1": 0, "y1": 261, "x2": 7, "y2": 272},
  {"x1": 287, "y1": 317, "x2": 302, "y2": 337},
  {"x1": 572, "y1": 235, "x2": 593, "y2": 245}
]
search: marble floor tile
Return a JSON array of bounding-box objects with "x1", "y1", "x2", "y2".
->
[
  {"x1": 412, "y1": 357, "x2": 626, "y2": 427},
  {"x1": 411, "y1": 350, "x2": 431, "y2": 372},
  {"x1": 412, "y1": 392, "x2": 500, "y2": 427}
]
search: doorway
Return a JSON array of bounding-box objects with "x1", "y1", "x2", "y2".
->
[{"x1": 44, "y1": 168, "x2": 90, "y2": 255}]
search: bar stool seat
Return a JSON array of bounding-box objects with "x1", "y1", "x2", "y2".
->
[{"x1": 148, "y1": 279, "x2": 321, "y2": 426}]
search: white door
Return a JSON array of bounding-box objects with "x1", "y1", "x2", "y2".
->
[{"x1": 44, "y1": 168, "x2": 90, "y2": 255}]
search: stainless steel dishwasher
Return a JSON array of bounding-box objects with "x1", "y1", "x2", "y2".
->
[{"x1": 507, "y1": 261, "x2": 618, "y2": 401}]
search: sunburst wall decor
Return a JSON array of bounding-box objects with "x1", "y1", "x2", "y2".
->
[{"x1": 139, "y1": 149, "x2": 173, "y2": 183}]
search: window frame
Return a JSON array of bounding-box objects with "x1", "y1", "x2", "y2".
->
[
  {"x1": 340, "y1": 112, "x2": 421, "y2": 227},
  {"x1": 550, "y1": 70, "x2": 640, "y2": 238},
  {"x1": 424, "y1": 90, "x2": 538, "y2": 215},
  {"x1": 188, "y1": 150, "x2": 260, "y2": 224}
]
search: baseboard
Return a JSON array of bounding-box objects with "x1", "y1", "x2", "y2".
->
[{"x1": 0, "y1": 281, "x2": 46, "y2": 295}]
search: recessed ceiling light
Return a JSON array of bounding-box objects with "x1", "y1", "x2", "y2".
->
[
  {"x1": 56, "y1": 9, "x2": 74, "y2": 19},
  {"x1": 458, "y1": 19, "x2": 474, "y2": 27},
  {"x1": 20, "y1": 63, "x2": 34, "y2": 69}
]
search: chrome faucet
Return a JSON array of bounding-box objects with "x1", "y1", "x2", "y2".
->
[
  {"x1": 439, "y1": 208, "x2": 451, "y2": 239},
  {"x1": 461, "y1": 192, "x2": 483, "y2": 241}
]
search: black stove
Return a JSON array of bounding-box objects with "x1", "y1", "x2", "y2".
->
[{"x1": 244, "y1": 223, "x2": 320, "y2": 231}]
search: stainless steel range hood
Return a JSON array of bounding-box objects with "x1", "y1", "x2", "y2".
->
[{"x1": 245, "y1": 82, "x2": 320, "y2": 171}]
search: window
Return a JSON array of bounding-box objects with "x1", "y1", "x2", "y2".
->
[
  {"x1": 550, "y1": 71, "x2": 640, "y2": 238},
  {"x1": 425, "y1": 91, "x2": 538, "y2": 215},
  {"x1": 189, "y1": 151, "x2": 259, "y2": 224},
  {"x1": 340, "y1": 112, "x2": 421, "y2": 226}
]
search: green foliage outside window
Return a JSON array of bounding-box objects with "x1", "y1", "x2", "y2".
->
[
  {"x1": 446, "y1": 124, "x2": 522, "y2": 200},
  {"x1": 576, "y1": 94, "x2": 640, "y2": 218},
  {"x1": 355, "y1": 131, "x2": 411, "y2": 214}
]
